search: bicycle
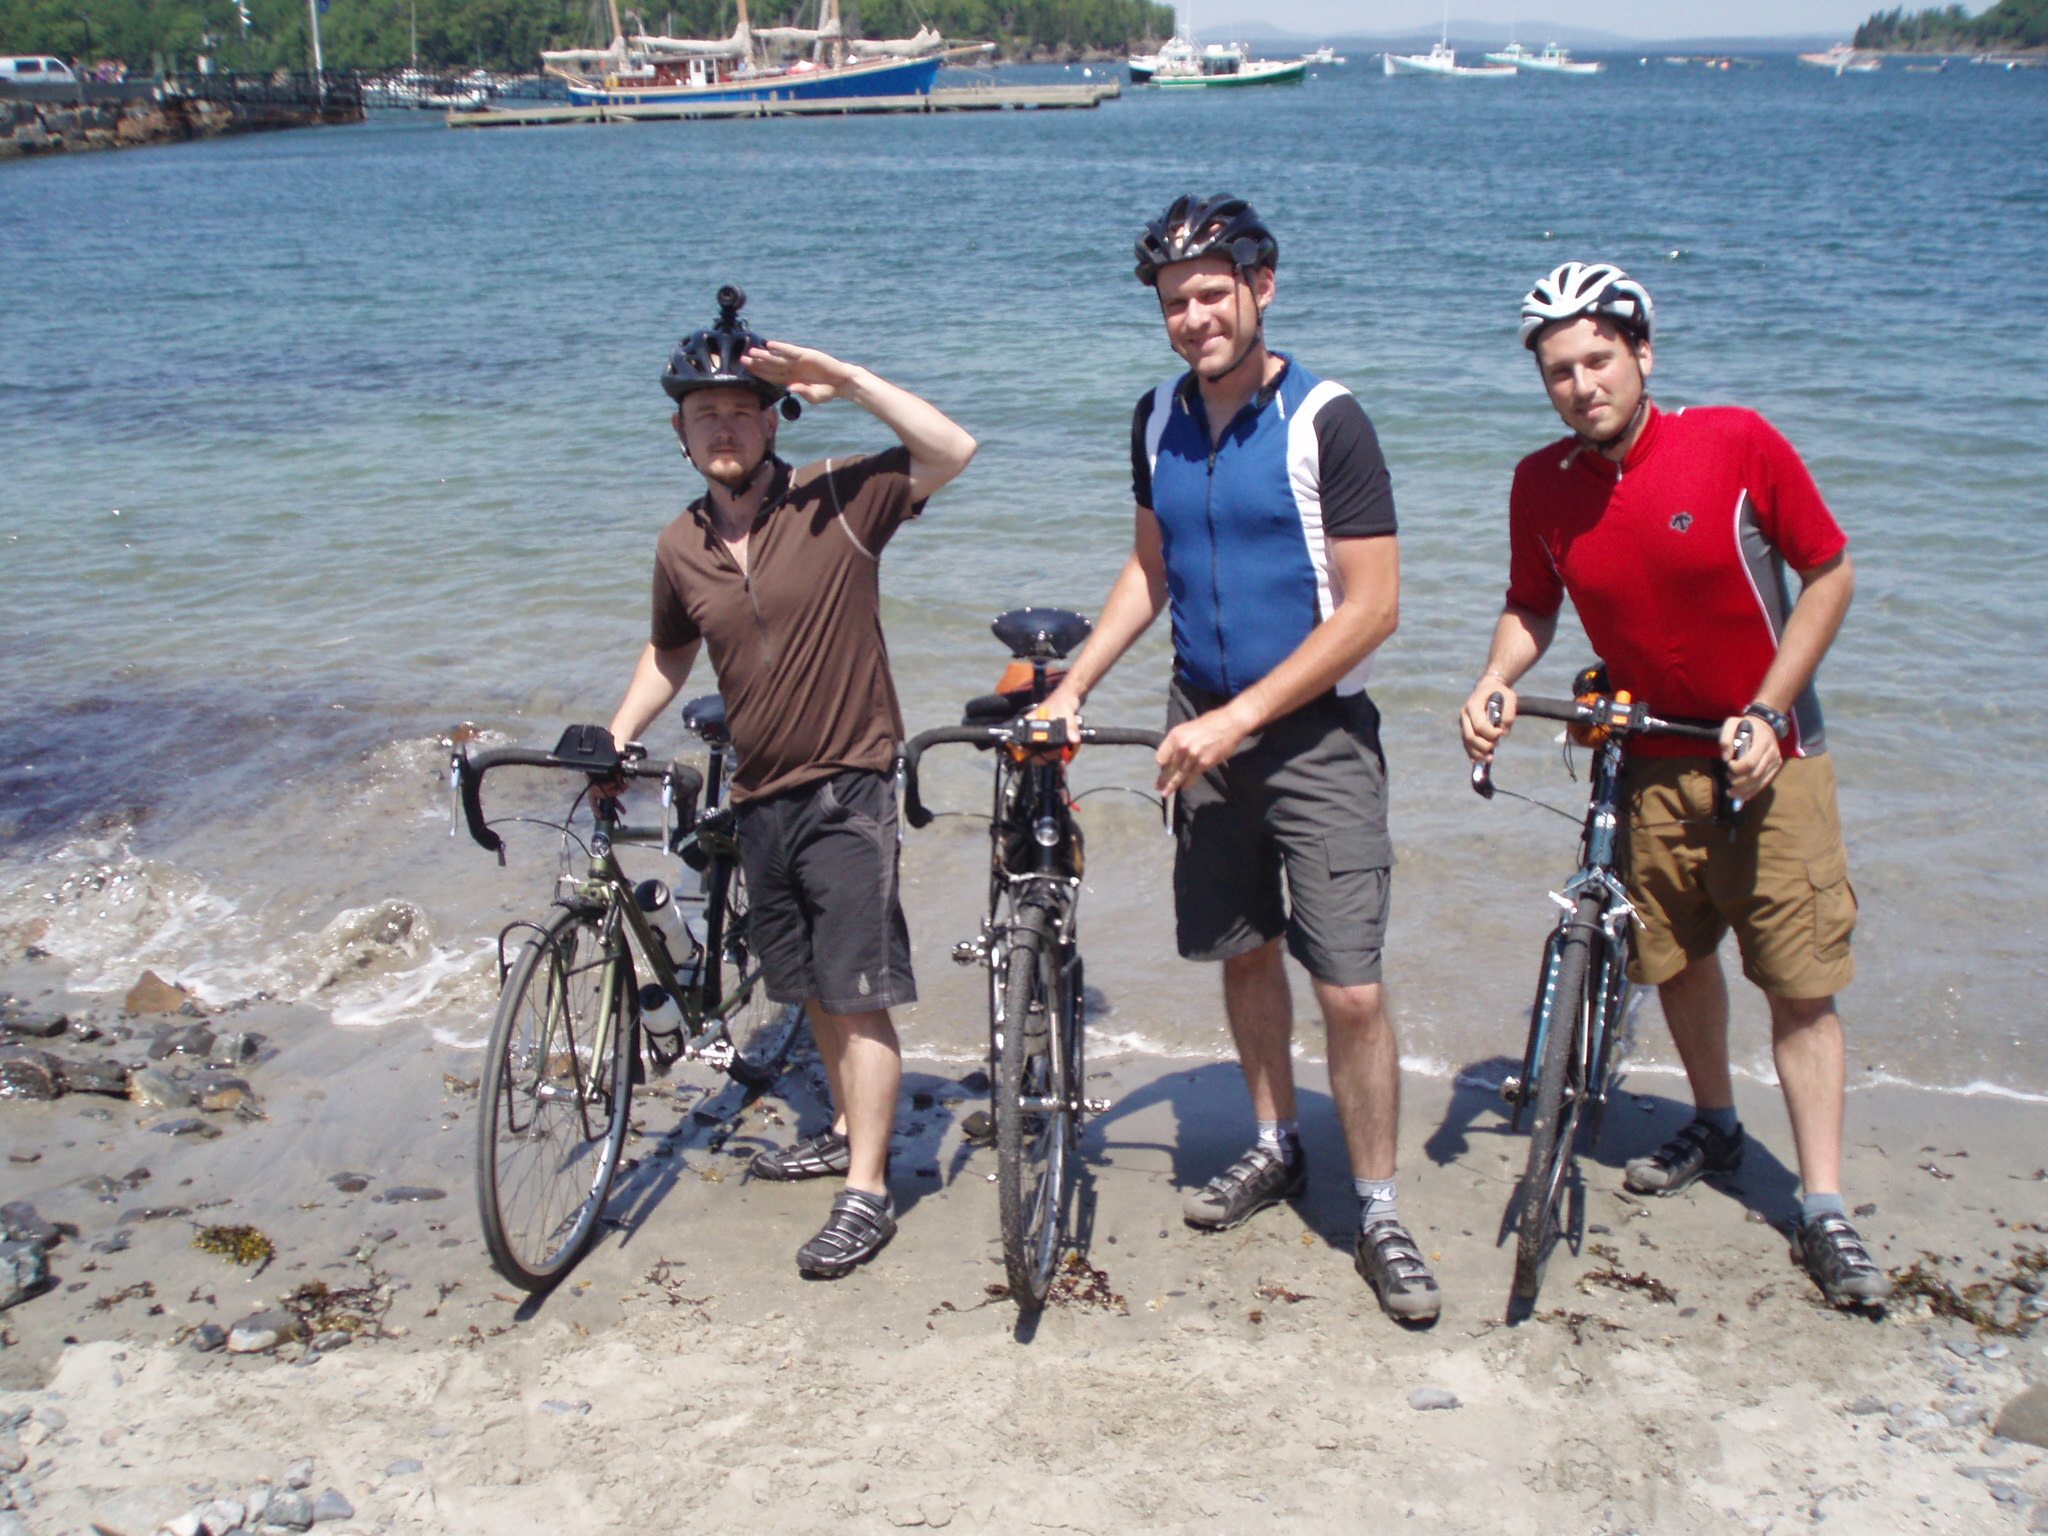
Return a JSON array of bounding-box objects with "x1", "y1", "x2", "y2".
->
[
  {"x1": 900, "y1": 607, "x2": 1163, "y2": 1312},
  {"x1": 1472, "y1": 667, "x2": 1743, "y2": 1311},
  {"x1": 450, "y1": 697, "x2": 803, "y2": 1292}
]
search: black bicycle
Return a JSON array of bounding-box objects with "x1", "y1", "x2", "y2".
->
[
  {"x1": 901, "y1": 608, "x2": 1163, "y2": 1311},
  {"x1": 451, "y1": 697, "x2": 802, "y2": 1291},
  {"x1": 1474, "y1": 669, "x2": 1741, "y2": 1311}
]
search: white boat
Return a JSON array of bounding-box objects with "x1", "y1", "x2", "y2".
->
[
  {"x1": 541, "y1": 0, "x2": 962, "y2": 106},
  {"x1": 1129, "y1": 34, "x2": 1209, "y2": 82},
  {"x1": 1798, "y1": 43, "x2": 1882, "y2": 73},
  {"x1": 1505, "y1": 42, "x2": 1602, "y2": 74},
  {"x1": 1384, "y1": 41, "x2": 1515, "y2": 77},
  {"x1": 1153, "y1": 49, "x2": 1308, "y2": 86},
  {"x1": 1305, "y1": 45, "x2": 1347, "y2": 65},
  {"x1": 364, "y1": 67, "x2": 493, "y2": 109}
]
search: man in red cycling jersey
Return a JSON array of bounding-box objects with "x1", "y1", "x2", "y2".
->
[{"x1": 1458, "y1": 262, "x2": 1889, "y2": 1309}]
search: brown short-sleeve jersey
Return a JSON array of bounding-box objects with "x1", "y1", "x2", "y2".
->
[{"x1": 649, "y1": 446, "x2": 923, "y2": 803}]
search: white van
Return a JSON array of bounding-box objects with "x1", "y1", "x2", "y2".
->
[{"x1": 0, "y1": 57, "x2": 80, "y2": 84}]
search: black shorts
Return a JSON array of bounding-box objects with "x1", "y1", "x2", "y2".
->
[
  {"x1": 735, "y1": 768, "x2": 917, "y2": 1016},
  {"x1": 1170, "y1": 680, "x2": 1394, "y2": 988}
]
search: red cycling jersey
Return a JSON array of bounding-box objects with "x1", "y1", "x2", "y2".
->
[{"x1": 1506, "y1": 404, "x2": 1847, "y2": 759}]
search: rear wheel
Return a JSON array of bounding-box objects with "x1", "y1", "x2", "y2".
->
[
  {"x1": 1512, "y1": 893, "x2": 1602, "y2": 1304},
  {"x1": 476, "y1": 905, "x2": 635, "y2": 1291},
  {"x1": 995, "y1": 905, "x2": 1073, "y2": 1311}
]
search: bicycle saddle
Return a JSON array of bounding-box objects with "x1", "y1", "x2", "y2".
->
[
  {"x1": 991, "y1": 607, "x2": 1091, "y2": 661},
  {"x1": 681, "y1": 693, "x2": 729, "y2": 742}
]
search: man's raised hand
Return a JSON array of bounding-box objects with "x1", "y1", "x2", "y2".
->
[{"x1": 741, "y1": 341, "x2": 861, "y2": 404}]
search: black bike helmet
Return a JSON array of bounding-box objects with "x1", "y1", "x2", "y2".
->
[
  {"x1": 1134, "y1": 194, "x2": 1279, "y2": 287},
  {"x1": 660, "y1": 285, "x2": 801, "y2": 419}
]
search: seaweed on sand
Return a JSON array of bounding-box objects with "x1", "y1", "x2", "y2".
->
[
  {"x1": 192, "y1": 1223, "x2": 276, "y2": 1272},
  {"x1": 1888, "y1": 1243, "x2": 2046, "y2": 1336}
]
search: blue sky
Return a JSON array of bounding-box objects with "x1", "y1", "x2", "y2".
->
[{"x1": 1194, "y1": 2, "x2": 1882, "y2": 39}]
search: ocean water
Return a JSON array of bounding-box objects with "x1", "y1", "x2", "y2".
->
[{"x1": 4, "y1": 58, "x2": 2045, "y2": 1098}]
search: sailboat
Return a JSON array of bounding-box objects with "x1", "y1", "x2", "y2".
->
[
  {"x1": 1384, "y1": 4, "x2": 1516, "y2": 76},
  {"x1": 542, "y1": 0, "x2": 973, "y2": 106}
]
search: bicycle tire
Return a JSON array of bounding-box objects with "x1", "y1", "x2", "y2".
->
[
  {"x1": 996, "y1": 905, "x2": 1072, "y2": 1310},
  {"x1": 1513, "y1": 892, "x2": 1603, "y2": 1303},
  {"x1": 475, "y1": 905, "x2": 635, "y2": 1291},
  {"x1": 713, "y1": 855, "x2": 804, "y2": 1088}
]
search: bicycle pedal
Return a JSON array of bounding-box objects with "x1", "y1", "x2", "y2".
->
[
  {"x1": 951, "y1": 938, "x2": 987, "y2": 967},
  {"x1": 1499, "y1": 1074, "x2": 1527, "y2": 1107},
  {"x1": 1082, "y1": 1097, "x2": 1111, "y2": 1115}
]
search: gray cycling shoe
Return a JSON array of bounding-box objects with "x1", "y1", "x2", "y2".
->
[
  {"x1": 1791, "y1": 1213, "x2": 1892, "y2": 1308},
  {"x1": 750, "y1": 1127, "x2": 852, "y2": 1181},
  {"x1": 1354, "y1": 1219, "x2": 1442, "y2": 1323},
  {"x1": 1623, "y1": 1119, "x2": 1745, "y2": 1196},
  {"x1": 796, "y1": 1187, "x2": 896, "y2": 1279},
  {"x1": 1181, "y1": 1143, "x2": 1307, "y2": 1231}
]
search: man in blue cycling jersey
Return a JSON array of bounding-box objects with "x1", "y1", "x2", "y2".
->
[{"x1": 1039, "y1": 195, "x2": 1437, "y2": 1323}]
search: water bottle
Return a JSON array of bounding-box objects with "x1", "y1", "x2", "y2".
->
[{"x1": 633, "y1": 879, "x2": 701, "y2": 990}]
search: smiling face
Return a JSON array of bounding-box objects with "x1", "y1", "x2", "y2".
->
[
  {"x1": 1533, "y1": 315, "x2": 1655, "y2": 446},
  {"x1": 1155, "y1": 255, "x2": 1275, "y2": 382},
  {"x1": 675, "y1": 385, "x2": 776, "y2": 488}
]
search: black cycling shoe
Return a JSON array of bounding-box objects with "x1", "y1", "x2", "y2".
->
[
  {"x1": 1354, "y1": 1219, "x2": 1442, "y2": 1324},
  {"x1": 750, "y1": 1127, "x2": 852, "y2": 1182},
  {"x1": 1623, "y1": 1118, "x2": 1745, "y2": 1196},
  {"x1": 797, "y1": 1188, "x2": 897, "y2": 1279},
  {"x1": 1791, "y1": 1212, "x2": 1892, "y2": 1308},
  {"x1": 1181, "y1": 1142, "x2": 1307, "y2": 1231}
]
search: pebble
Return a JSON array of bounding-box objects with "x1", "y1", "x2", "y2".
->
[
  {"x1": 312, "y1": 1488, "x2": 355, "y2": 1523},
  {"x1": 0, "y1": 1436, "x2": 23, "y2": 1474},
  {"x1": 53, "y1": 1056, "x2": 128, "y2": 1097},
  {"x1": 311, "y1": 1330, "x2": 352, "y2": 1352},
  {"x1": 377, "y1": 1187, "x2": 447, "y2": 1203},
  {"x1": 541, "y1": 1400, "x2": 591, "y2": 1416},
  {"x1": 264, "y1": 1488, "x2": 314, "y2": 1530},
  {"x1": 153, "y1": 1118, "x2": 222, "y2": 1140},
  {"x1": 1409, "y1": 1388, "x2": 1461, "y2": 1411},
  {"x1": 227, "y1": 1311, "x2": 296, "y2": 1354},
  {"x1": 0, "y1": 1512, "x2": 30, "y2": 1536},
  {"x1": 0, "y1": 1241, "x2": 49, "y2": 1311},
  {"x1": 91, "y1": 1231, "x2": 133, "y2": 1255},
  {"x1": 127, "y1": 1067, "x2": 192, "y2": 1110},
  {"x1": 1948, "y1": 1338, "x2": 1981, "y2": 1358},
  {"x1": 327, "y1": 1173, "x2": 370, "y2": 1194},
  {"x1": 0, "y1": 1203, "x2": 61, "y2": 1250},
  {"x1": 116, "y1": 1205, "x2": 191, "y2": 1224},
  {"x1": 190, "y1": 1322, "x2": 227, "y2": 1352},
  {"x1": 1845, "y1": 1394, "x2": 1887, "y2": 1415},
  {"x1": 125, "y1": 970, "x2": 195, "y2": 1015},
  {"x1": 190, "y1": 1072, "x2": 256, "y2": 1112},
  {"x1": 1984, "y1": 1343, "x2": 2011, "y2": 1360},
  {"x1": 385, "y1": 1457, "x2": 423, "y2": 1476},
  {"x1": 208, "y1": 1030, "x2": 260, "y2": 1065},
  {"x1": 1, "y1": 1012, "x2": 67, "y2": 1039},
  {"x1": 5, "y1": 1151, "x2": 38, "y2": 1165},
  {"x1": 284, "y1": 1457, "x2": 315, "y2": 1489},
  {"x1": 1995, "y1": 1384, "x2": 2048, "y2": 1448},
  {"x1": 196, "y1": 1497, "x2": 246, "y2": 1535},
  {"x1": 0, "y1": 1046, "x2": 62, "y2": 1101},
  {"x1": 958, "y1": 1069, "x2": 990, "y2": 1094}
]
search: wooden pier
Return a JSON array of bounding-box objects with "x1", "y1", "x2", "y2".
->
[{"x1": 445, "y1": 80, "x2": 1119, "y2": 127}]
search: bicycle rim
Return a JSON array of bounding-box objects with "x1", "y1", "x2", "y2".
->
[
  {"x1": 1513, "y1": 895, "x2": 1601, "y2": 1303},
  {"x1": 475, "y1": 906, "x2": 634, "y2": 1291},
  {"x1": 996, "y1": 907, "x2": 1070, "y2": 1310},
  {"x1": 714, "y1": 856, "x2": 805, "y2": 1088}
]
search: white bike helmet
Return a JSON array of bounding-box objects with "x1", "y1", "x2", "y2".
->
[{"x1": 1518, "y1": 261, "x2": 1654, "y2": 350}]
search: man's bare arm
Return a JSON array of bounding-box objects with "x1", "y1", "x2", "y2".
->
[
  {"x1": 607, "y1": 642, "x2": 699, "y2": 748},
  {"x1": 1153, "y1": 535, "x2": 1399, "y2": 796},
  {"x1": 1037, "y1": 504, "x2": 1169, "y2": 728},
  {"x1": 1458, "y1": 604, "x2": 1559, "y2": 762},
  {"x1": 1720, "y1": 551, "x2": 1854, "y2": 797},
  {"x1": 743, "y1": 342, "x2": 977, "y2": 502}
]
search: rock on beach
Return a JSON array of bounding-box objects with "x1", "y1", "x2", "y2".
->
[
  {"x1": 0, "y1": 1045, "x2": 63, "y2": 1100},
  {"x1": 1996, "y1": 1383, "x2": 2048, "y2": 1449},
  {"x1": 0, "y1": 1239, "x2": 50, "y2": 1309},
  {"x1": 124, "y1": 970, "x2": 199, "y2": 1016}
]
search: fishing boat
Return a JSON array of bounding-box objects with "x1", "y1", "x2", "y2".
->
[
  {"x1": 1798, "y1": 43, "x2": 1882, "y2": 73},
  {"x1": 1386, "y1": 5, "x2": 1516, "y2": 77},
  {"x1": 1153, "y1": 47, "x2": 1308, "y2": 86},
  {"x1": 1499, "y1": 42, "x2": 1602, "y2": 74},
  {"x1": 1305, "y1": 45, "x2": 1347, "y2": 65},
  {"x1": 1128, "y1": 34, "x2": 1209, "y2": 82},
  {"x1": 1383, "y1": 41, "x2": 1515, "y2": 77},
  {"x1": 542, "y1": 0, "x2": 966, "y2": 107}
]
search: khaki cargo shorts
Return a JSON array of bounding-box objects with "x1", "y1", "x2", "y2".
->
[{"x1": 1621, "y1": 753, "x2": 1856, "y2": 999}]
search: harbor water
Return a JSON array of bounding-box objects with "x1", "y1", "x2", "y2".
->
[{"x1": 3, "y1": 58, "x2": 2044, "y2": 1098}]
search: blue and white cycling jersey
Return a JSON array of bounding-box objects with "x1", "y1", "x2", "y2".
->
[{"x1": 1131, "y1": 355, "x2": 1398, "y2": 700}]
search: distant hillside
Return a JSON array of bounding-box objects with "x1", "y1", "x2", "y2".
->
[
  {"x1": 0, "y1": 0, "x2": 1174, "y2": 72},
  {"x1": 1855, "y1": 0, "x2": 2048, "y2": 48}
]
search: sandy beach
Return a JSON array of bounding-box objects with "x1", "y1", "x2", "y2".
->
[{"x1": 2, "y1": 938, "x2": 2045, "y2": 1536}]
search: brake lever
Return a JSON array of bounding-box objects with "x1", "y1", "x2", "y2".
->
[
  {"x1": 447, "y1": 753, "x2": 464, "y2": 837},
  {"x1": 1471, "y1": 692, "x2": 1504, "y2": 799}
]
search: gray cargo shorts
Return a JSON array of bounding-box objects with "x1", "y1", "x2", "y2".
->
[
  {"x1": 1169, "y1": 679, "x2": 1393, "y2": 988},
  {"x1": 735, "y1": 767, "x2": 917, "y2": 1016}
]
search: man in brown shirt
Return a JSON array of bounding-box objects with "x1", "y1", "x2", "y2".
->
[{"x1": 606, "y1": 289, "x2": 976, "y2": 1278}]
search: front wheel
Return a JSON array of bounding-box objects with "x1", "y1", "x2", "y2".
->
[
  {"x1": 1512, "y1": 893, "x2": 1603, "y2": 1304},
  {"x1": 476, "y1": 905, "x2": 635, "y2": 1291},
  {"x1": 995, "y1": 906, "x2": 1075, "y2": 1311}
]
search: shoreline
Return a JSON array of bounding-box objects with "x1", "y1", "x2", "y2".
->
[{"x1": 2, "y1": 949, "x2": 2045, "y2": 1533}]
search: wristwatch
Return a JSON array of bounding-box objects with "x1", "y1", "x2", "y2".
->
[{"x1": 1741, "y1": 702, "x2": 1792, "y2": 742}]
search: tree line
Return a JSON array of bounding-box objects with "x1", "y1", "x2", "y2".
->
[
  {"x1": 1854, "y1": 0, "x2": 2048, "y2": 48},
  {"x1": 0, "y1": 0, "x2": 1174, "y2": 72}
]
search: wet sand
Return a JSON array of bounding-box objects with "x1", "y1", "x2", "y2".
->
[{"x1": 1, "y1": 947, "x2": 2045, "y2": 1535}]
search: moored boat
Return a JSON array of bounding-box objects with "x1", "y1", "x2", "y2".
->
[
  {"x1": 1798, "y1": 43, "x2": 1882, "y2": 73},
  {"x1": 1153, "y1": 49, "x2": 1307, "y2": 86},
  {"x1": 542, "y1": 0, "x2": 965, "y2": 107},
  {"x1": 1509, "y1": 42, "x2": 1602, "y2": 74},
  {"x1": 1383, "y1": 41, "x2": 1515, "y2": 77}
]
